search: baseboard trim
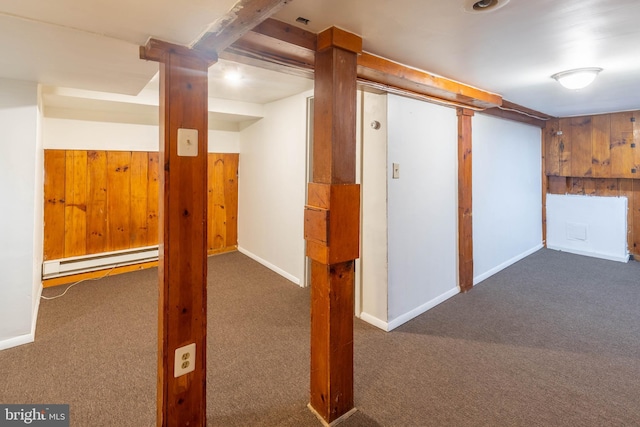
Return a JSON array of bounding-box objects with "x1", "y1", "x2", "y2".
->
[
  {"x1": 387, "y1": 287, "x2": 459, "y2": 331},
  {"x1": 237, "y1": 246, "x2": 301, "y2": 285},
  {"x1": 0, "y1": 284, "x2": 42, "y2": 351},
  {"x1": 307, "y1": 404, "x2": 358, "y2": 427},
  {"x1": 474, "y1": 243, "x2": 544, "y2": 285},
  {"x1": 547, "y1": 245, "x2": 629, "y2": 263},
  {"x1": 359, "y1": 312, "x2": 389, "y2": 332}
]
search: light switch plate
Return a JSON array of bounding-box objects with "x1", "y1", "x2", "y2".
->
[
  {"x1": 174, "y1": 343, "x2": 196, "y2": 377},
  {"x1": 392, "y1": 163, "x2": 400, "y2": 179},
  {"x1": 177, "y1": 128, "x2": 198, "y2": 157}
]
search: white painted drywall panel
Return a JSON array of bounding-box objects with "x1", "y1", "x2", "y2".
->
[
  {"x1": 387, "y1": 94, "x2": 458, "y2": 327},
  {"x1": 358, "y1": 91, "x2": 389, "y2": 328},
  {"x1": 0, "y1": 79, "x2": 40, "y2": 348},
  {"x1": 546, "y1": 194, "x2": 628, "y2": 262},
  {"x1": 237, "y1": 90, "x2": 312, "y2": 285},
  {"x1": 42, "y1": 118, "x2": 240, "y2": 153},
  {"x1": 473, "y1": 114, "x2": 543, "y2": 284}
]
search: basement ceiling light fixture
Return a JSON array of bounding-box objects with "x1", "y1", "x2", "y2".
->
[
  {"x1": 224, "y1": 68, "x2": 243, "y2": 85},
  {"x1": 551, "y1": 67, "x2": 603, "y2": 90},
  {"x1": 463, "y1": 0, "x2": 510, "y2": 13}
]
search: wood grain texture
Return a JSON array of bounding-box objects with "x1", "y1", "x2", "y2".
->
[
  {"x1": 64, "y1": 151, "x2": 88, "y2": 257},
  {"x1": 43, "y1": 150, "x2": 238, "y2": 263},
  {"x1": 194, "y1": 0, "x2": 289, "y2": 57},
  {"x1": 570, "y1": 117, "x2": 593, "y2": 177},
  {"x1": 157, "y1": 51, "x2": 209, "y2": 427},
  {"x1": 358, "y1": 52, "x2": 502, "y2": 110},
  {"x1": 107, "y1": 151, "x2": 132, "y2": 251},
  {"x1": 207, "y1": 153, "x2": 239, "y2": 253},
  {"x1": 147, "y1": 153, "x2": 160, "y2": 246},
  {"x1": 43, "y1": 150, "x2": 66, "y2": 260},
  {"x1": 86, "y1": 151, "x2": 108, "y2": 254},
  {"x1": 558, "y1": 119, "x2": 572, "y2": 177},
  {"x1": 610, "y1": 112, "x2": 635, "y2": 178},
  {"x1": 130, "y1": 152, "x2": 149, "y2": 247},
  {"x1": 457, "y1": 108, "x2": 474, "y2": 293},
  {"x1": 308, "y1": 27, "x2": 360, "y2": 424},
  {"x1": 591, "y1": 114, "x2": 611, "y2": 177},
  {"x1": 544, "y1": 119, "x2": 561, "y2": 176}
]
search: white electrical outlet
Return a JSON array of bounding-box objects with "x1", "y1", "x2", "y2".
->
[{"x1": 174, "y1": 343, "x2": 196, "y2": 377}]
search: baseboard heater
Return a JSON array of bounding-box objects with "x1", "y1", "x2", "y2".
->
[{"x1": 42, "y1": 245, "x2": 159, "y2": 279}]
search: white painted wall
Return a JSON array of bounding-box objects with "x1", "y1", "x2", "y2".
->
[
  {"x1": 546, "y1": 194, "x2": 628, "y2": 262},
  {"x1": 0, "y1": 78, "x2": 42, "y2": 350},
  {"x1": 43, "y1": 117, "x2": 240, "y2": 153},
  {"x1": 386, "y1": 95, "x2": 459, "y2": 330},
  {"x1": 472, "y1": 114, "x2": 543, "y2": 284},
  {"x1": 237, "y1": 90, "x2": 312, "y2": 284},
  {"x1": 358, "y1": 91, "x2": 389, "y2": 328}
]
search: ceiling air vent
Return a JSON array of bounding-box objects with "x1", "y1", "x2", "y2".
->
[{"x1": 463, "y1": 0, "x2": 510, "y2": 13}]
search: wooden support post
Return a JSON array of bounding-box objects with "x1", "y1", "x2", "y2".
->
[
  {"x1": 305, "y1": 27, "x2": 362, "y2": 425},
  {"x1": 143, "y1": 42, "x2": 211, "y2": 427},
  {"x1": 457, "y1": 108, "x2": 474, "y2": 293}
]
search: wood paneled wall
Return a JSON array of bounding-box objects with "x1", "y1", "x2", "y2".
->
[
  {"x1": 543, "y1": 110, "x2": 640, "y2": 257},
  {"x1": 44, "y1": 150, "x2": 238, "y2": 261}
]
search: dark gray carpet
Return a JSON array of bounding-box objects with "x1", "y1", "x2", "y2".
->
[{"x1": 1, "y1": 249, "x2": 639, "y2": 426}]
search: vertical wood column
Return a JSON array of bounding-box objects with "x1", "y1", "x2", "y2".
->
[
  {"x1": 457, "y1": 108, "x2": 474, "y2": 293},
  {"x1": 305, "y1": 27, "x2": 362, "y2": 424},
  {"x1": 157, "y1": 50, "x2": 209, "y2": 427}
]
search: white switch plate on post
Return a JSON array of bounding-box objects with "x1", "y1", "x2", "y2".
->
[
  {"x1": 177, "y1": 128, "x2": 198, "y2": 157},
  {"x1": 174, "y1": 343, "x2": 196, "y2": 377}
]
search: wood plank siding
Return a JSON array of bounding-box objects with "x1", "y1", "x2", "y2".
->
[
  {"x1": 544, "y1": 110, "x2": 640, "y2": 257},
  {"x1": 43, "y1": 150, "x2": 239, "y2": 261}
]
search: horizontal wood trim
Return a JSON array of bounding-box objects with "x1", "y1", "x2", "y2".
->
[
  {"x1": 357, "y1": 52, "x2": 502, "y2": 109},
  {"x1": 481, "y1": 101, "x2": 550, "y2": 128},
  {"x1": 42, "y1": 260, "x2": 158, "y2": 288}
]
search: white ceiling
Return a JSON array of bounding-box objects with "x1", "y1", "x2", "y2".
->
[{"x1": 2, "y1": 0, "x2": 640, "y2": 117}]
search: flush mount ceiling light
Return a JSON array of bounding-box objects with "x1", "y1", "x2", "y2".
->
[
  {"x1": 463, "y1": 0, "x2": 511, "y2": 13},
  {"x1": 551, "y1": 67, "x2": 603, "y2": 90},
  {"x1": 224, "y1": 68, "x2": 243, "y2": 85}
]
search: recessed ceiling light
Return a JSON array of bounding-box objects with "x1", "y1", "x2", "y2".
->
[
  {"x1": 463, "y1": 0, "x2": 510, "y2": 13},
  {"x1": 551, "y1": 67, "x2": 603, "y2": 90},
  {"x1": 224, "y1": 70, "x2": 243, "y2": 85}
]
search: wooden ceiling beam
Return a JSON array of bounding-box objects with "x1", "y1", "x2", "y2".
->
[
  {"x1": 357, "y1": 52, "x2": 502, "y2": 109},
  {"x1": 193, "y1": 0, "x2": 291, "y2": 57},
  {"x1": 226, "y1": 19, "x2": 504, "y2": 110},
  {"x1": 481, "y1": 100, "x2": 554, "y2": 128}
]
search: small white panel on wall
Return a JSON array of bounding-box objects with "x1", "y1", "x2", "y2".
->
[{"x1": 546, "y1": 194, "x2": 628, "y2": 262}]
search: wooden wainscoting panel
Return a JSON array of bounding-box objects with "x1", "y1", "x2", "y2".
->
[
  {"x1": 64, "y1": 150, "x2": 88, "y2": 258},
  {"x1": 207, "y1": 153, "x2": 239, "y2": 253},
  {"x1": 86, "y1": 151, "x2": 108, "y2": 254},
  {"x1": 43, "y1": 150, "x2": 66, "y2": 260},
  {"x1": 570, "y1": 116, "x2": 593, "y2": 177},
  {"x1": 107, "y1": 151, "x2": 132, "y2": 251},
  {"x1": 146, "y1": 153, "x2": 160, "y2": 246},
  {"x1": 591, "y1": 114, "x2": 611, "y2": 178},
  {"x1": 44, "y1": 150, "x2": 239, "y2": 264},
  {"x1": 610, "y1": 112, "x2": 635, "y2": 178},
  {"x1": 130, "y1": 152, "x2": 150, "y2": 247}
]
